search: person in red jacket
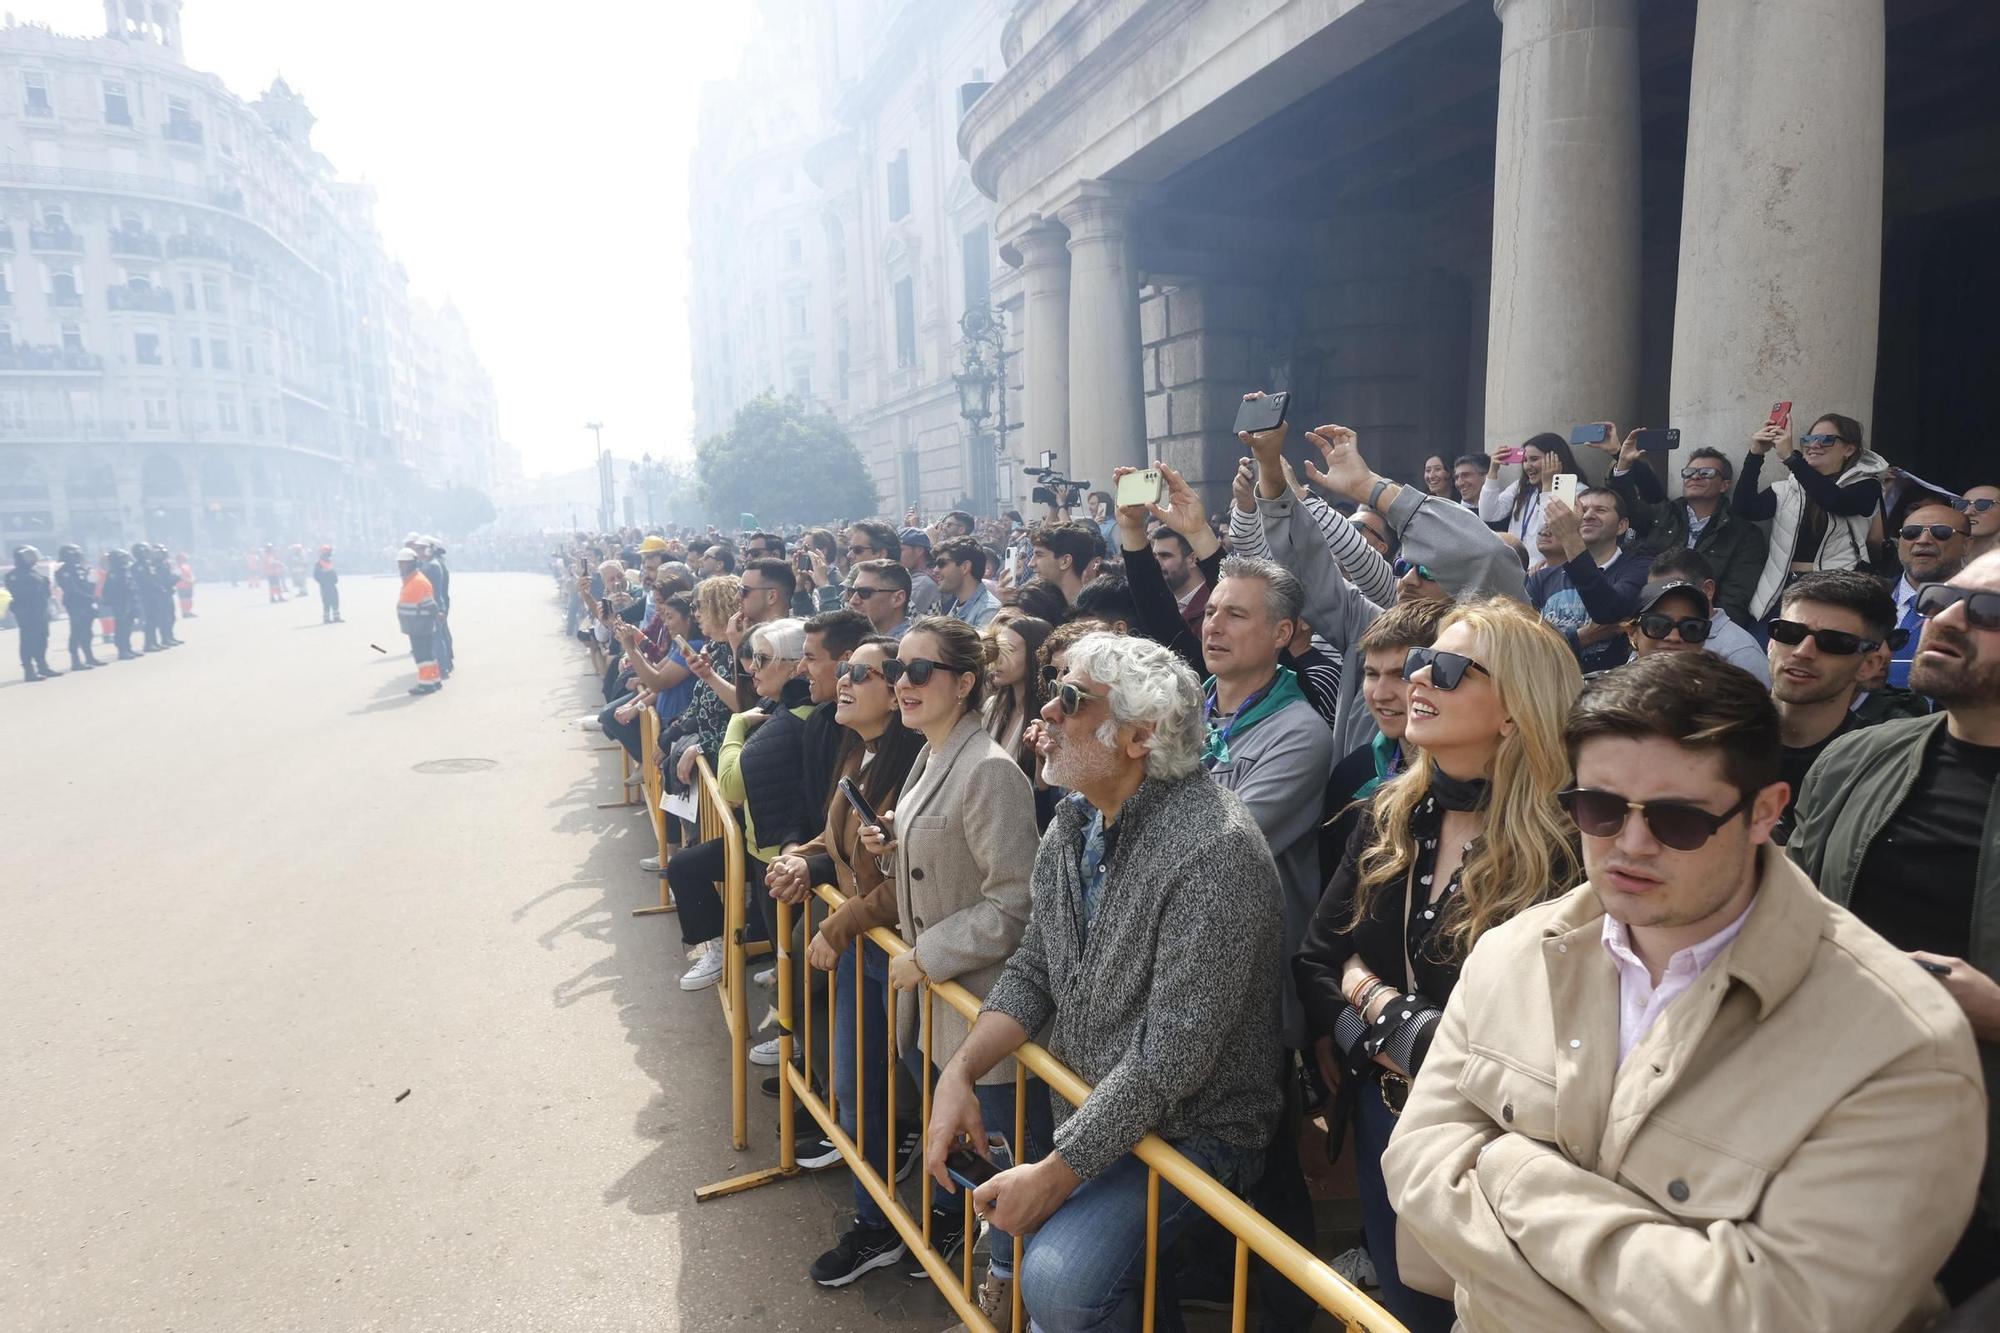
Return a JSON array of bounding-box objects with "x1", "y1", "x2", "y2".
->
[
  {"x1": 174, "y1": 552, "x2": 195, "y2": 617},
  {"x1": 397, "y1": 547, "x2": 442, "y2": 695},
  {"x1": 263, "y1": 544, "x2": 286, "y2": 602}
]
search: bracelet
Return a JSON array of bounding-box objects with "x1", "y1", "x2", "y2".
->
[
  {"x1": 1342, "y1": 971, "x2": 1381, "y2": 1009},
  {"x1": 1367, "y1": 478, "x2": 1393, "y2": 511},
  {"x1": 1355, "y1": 980, "x2": 1394, "y2": 1017}
]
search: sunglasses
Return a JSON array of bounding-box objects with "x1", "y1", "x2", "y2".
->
[
  {"x1": 1767, "y1": 619, "x2": 1881, "y2": 656},
  {"x1": 746, "y1": 651, "x2": 782, "y2": 670},
  {"x1": 1636, "y1": 613, "x2": 1712, "y2": 643},
  {"x1": 880, "y1": 657, "x2": 944, "y2": 687},
  {"x1": 845, "y1": 544, "x2": 878, "y2": 557},
  {"x1": 1393, "y1": 559, "x2": 1434, "y2": 582},
  {"x1": 1916, "y1": 583, "x2": 2000, "y2": 632},
  {"x1": 1055, "y1": 680, "x2": 1108, "y2": 716},
  {"x1": 1404, "y1": 646, "x2": 1489, "y2": 691},
  {"x1": 1558, "y1": 788, "x2": 1754, "y2": 852},
  {"x1": 1948, "y1": 496, "x2": 1998, "y2": 515},
  {"x1": 1797, "y1": 433, "x2": 1848, "y2": 448},
  {"x1": 836, "y1": 661, "x2": 882, "y2": 685},
  {"x1": 1680, "y1": 467, "x2": 1722, "y2": 482},
  {"x1": 1899, "y1": 523, "x2": 1965, "y2": 543},
  {"x1": 844, "y1": 585, "x2": 889, "y2": 600}
]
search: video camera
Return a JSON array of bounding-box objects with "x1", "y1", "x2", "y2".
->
[{"x1": 1027, "y1": 450, "x2": 1090, "y2": 508}]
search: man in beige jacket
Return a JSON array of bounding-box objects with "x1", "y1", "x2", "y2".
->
[{"x1": 1384, "y1": 652, "x2": 1986, "y2": 1332}]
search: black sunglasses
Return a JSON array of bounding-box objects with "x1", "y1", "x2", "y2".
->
[
  {"x1": 1680, "y1": 466, "x2": 1722, "y2": 482},
  {"x1": 1636, "y1": 613, "x2": 1712, "y2": 643},
  {"x1": 1404, "y1": 646, "x2": 1488, "y2": 691},
  {"x1": 1055, "y1": 680, "x2": 1108, "y2": 716},
  {"x1": 1899, "y1": 524, "x2": 1965, "y2": 543},
  {"x1": 1558, "y1": 788, "x2": 1754, "y2": 852},
  {"x1": 1768, "y1": 619, "x2": 1881, "y2": 656},
  {"x1": 1948, "y1": 496, "x2": 1997, "y2": 515},
  {"x1": 1916, "y1": 583, "x2": 2000, "y2": 632},
  {"x1": 1393, "y1": 559, "x2": 1434, "y2": 582},
  {"x1": 844, "y1": 585, "x2": 889, "y2": 600},
  {"x1": 836, "y1": 661, "x2": 882, "y2": 685},
  {"x1": 880, "y1": 657, "x2": 944, "y2": 687}
]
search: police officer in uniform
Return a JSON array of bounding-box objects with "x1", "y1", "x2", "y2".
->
[
  {"x1": 6, "y1": 545, "x2": 60, "y2": 681},
  {"x1": 54, "y1": 544, "x2": 101, "y2": 671},
  {"x1": 103, "y1": 548, "x2": 140, "y2": 659}
]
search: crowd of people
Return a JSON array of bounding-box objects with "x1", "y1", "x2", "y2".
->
[
  {"x1": 5, "y1": 541, "x2": 191, "y2": 680},
  {"x1": 558, "y1": 400, "x2": 2000, "y2": 1332}
]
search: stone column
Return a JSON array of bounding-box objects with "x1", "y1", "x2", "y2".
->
[
  {"x1": 1668, "y1": 0, "x2": 1884, "y2": 476},
  {"x1": 1011, "y1": 221, "x2": 1072, "y2": 474},
  {"x1": 1058, "y1": 183, "x2": 1147, "y2": 488},
  {"x1": 1484, "y1": 0, "x2": 1642, "y2": 469}
]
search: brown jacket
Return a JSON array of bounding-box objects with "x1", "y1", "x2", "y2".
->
[
  {"x1": 1384, "y1": 847, "x2": 1985, "y2": 1333},
  {"x1": 804, "y1": 746, "x2": 901, "y2": 956}
]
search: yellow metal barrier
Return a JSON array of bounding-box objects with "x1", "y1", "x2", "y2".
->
[
  {"x1": 687, "y1": 756, "x2": 772, "y2": 1156},
  {"x1": 692, "y1": 869, "x2": 1406, "y2": 1333},
  {"x1": 631, "y1": 707, "x2": 678, "y2": 918}
]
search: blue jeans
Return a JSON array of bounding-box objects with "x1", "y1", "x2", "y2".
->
[
  {"x1": 1019, "y1": 1135, "x2": 1254, "y2": 1333},
  {"x1": 1352, "y1": 1075, "x2": 1457, "y2": 1333},
  {"x1": 835, "y1": 942, "x2": 895, "y2": 1226},
  {"x1": 903, "y1": 1050, "x2": 1055, "y2": 1281}
]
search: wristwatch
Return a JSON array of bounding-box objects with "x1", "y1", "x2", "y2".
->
[{"x1": 1368, "y1": 478, "x2": 1393, "y2": 511}]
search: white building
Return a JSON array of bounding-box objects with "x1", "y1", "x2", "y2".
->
[{"x1": 0, "y1": 1, "x2": 509, "y2": 555}]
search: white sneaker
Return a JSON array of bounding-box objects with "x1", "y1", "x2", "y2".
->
[
  {"x1": 748, "y1": 1037, "x2": 781, "y2": 1067},
  {"x1": 575, "y1": 714, "x2": 601, "y2": 731},
  {"x1": 753, "y1": 966, "x2": 775, "y2": 987},
  {"x1": 639, "y1": 855, "x2": 662, "y2": 872},
  {"x1": 679, "y1": 941, "x2": 724, "y2": 991}
]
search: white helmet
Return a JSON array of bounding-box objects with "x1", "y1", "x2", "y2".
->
[{"x1": 396, "y1": 546, "x2": 420, "y2": 561}]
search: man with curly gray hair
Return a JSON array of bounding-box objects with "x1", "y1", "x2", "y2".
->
[{"x1": 923, "y1": 631, "x2": 1285, "y2": 1332}]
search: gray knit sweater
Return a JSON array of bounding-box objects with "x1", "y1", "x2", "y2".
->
[{"x1": 981, "y1": 773, "x2": 1284, "y2": 1180}]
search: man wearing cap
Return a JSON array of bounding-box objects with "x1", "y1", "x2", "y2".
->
[
  {"x1": 395, "y1": 547, "x2": 443, "y2": 696},
  {"x1": 637, "y1": 534, "x2": 670, "y2": 618},
  {"x1": 899, "y1": 527, "x2": 941, "y2": 617},
  {"x1": 414, "y1": 537, "x2": 453, "y2": 679},
  {"x1": 1624, "y1": 551, "x2": 1769, "y2": 684},
  {"x1": 6, "y1": 545, "x2": 59, "y2": 681}
]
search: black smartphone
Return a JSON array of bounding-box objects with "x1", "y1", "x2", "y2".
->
[
  {"x1": 1568, "y1": 423, "x2": 1610, "y2": 446},
  {"x1": 1918, "y1": 959, "x2": 1953, "y2": 977},
  {"x1": 837, "y1": 776, "x2": 882, "y2": 831},
  {"x1": 945, "y1": 1148, "x2": 999, "y2": 1193},
  {"x1": 1634, "y1": 428, "x2": 1682, "y2": 452},
  {"x1": 1232, "y1": 391, "x2": 1290, "y2": 436}
]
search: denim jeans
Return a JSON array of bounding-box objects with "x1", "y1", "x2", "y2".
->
[
  {"x1": 1018, "y1": 1134, "x2": 1256, "y2": 1333},
  {"x1": 837, "y1": 942, "x2": 895, "y2": 1226},
  {"x1": 903, "y1": 1051, "x2": 1055, "y2": 1281},
  {"x1": 1351, "y1": 1075, "x2": 1457, "y2": 1333}
]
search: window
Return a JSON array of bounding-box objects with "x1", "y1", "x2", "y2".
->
[
  {"x1": 0, "y1": 321, "x2": 11, "y2": 354},
  {"x1": 103, "y1": 79, "x2": 131, "y2": 126},
  {"x1": 60, "y1": 322, "x2": 82, "y2": 353},
  {"x1": 242, "y1": 343, "x2": 255, "y2": 372},
  {"x1": 791, "y1": 366, "x2": 811, "y2": 400},
  {"x1": 788, "y1": 296, "x2": 808, "y2": 337},
  {"x1": 249, "y1": 400, "x2": 264, "y2": 435},
  {"x1": 181, "y1": 276, "x2": 196, "y2": 308},
  {"x1": 210, "y1": 339, "x2": 231, "y2": 369},
  {"x1": 47, "y1": 264, "x2": 79, "y2": 303},
  {"x1": 962, "y1": 225, "x2": 991, "y2": 312},
  {"x1": 886, "y1": 150, "x2": 911, "y2": 222},
  {"x1": 143, "y1": 396, "x2": 169, "y2": 429},
  {"x1": 893, "y1": 276, "x2": 916, "y2": 369},
  {"x1": 837, "y1": 318, "x2": 850, "y2": 401},
  {"x1": 23, "y1": 72, "x2": 49, "y2": 117},
  {"x1": 784, "y1": 229, "x2": 803, "y2": 269},
  {"x1": 217, "y1": 395, "x2": 238, "y2": 429},
  {"x1": 202, "y1": 275, "x2": 224, "y2": 312},
  {"x1": 0, "y1": 389, "x2": 26, "y2": 429},
  {"x1": 134, "y1": 331, "x2": 161, "y2": 365},
  {"x1": 187, "y1": 337, "x2": 203, "y2": 368},
  {"x1": 125, "y1": 269, "x2": 153, "y2": 292}
]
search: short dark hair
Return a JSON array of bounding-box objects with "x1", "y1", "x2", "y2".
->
[
  {"x1": 1577, "y1": 485, "x2": 1626, "y2": 524},
  {"x1": 743, "y1": 556, "x2": 796, "y2": 602},
  {"x1": 942, "y1": 510, "x2": 975, "y2": 537},
  {"x1": 1454, "y1": 454, "x2": 1490, "y2": 474},
  {"x1": 1566, "y1": 652, "x2": 1781, "y2": 797},
  {"x1": 748, "y1": 530, "x2": 786, "y2": 557},
  {"x1": 850, "y1": 557, "x2": 912, "y2": 596},
  {"x1": 1032, "y1": 520, "x2": 1103, "y2": 575},
  {"x1": 1088, "y1": 490, "x2": 1113, "y2": 507},
  {"x1": 1687, "y1": 447, "x2": 1733, "y2": 481},
  {"x1": 1779, "y1": 569, "x2": 1895, "y2": 641},
  {"x1": 1358, "y1": 596, "x2": 1451, "y2": 655},
  {"x1": 933, "y1": 536, "x2": 987, "y2": 581},
  {"x1": 803, "y1": 607, "x2": 871, "y2": 658},
  {"x1": 704, "y1": 544, "x2": 738, "y2": 573},
  {"x1": 1011, "y1": 577, "x2": 1070, "y2": 624},
  {"x1": 1149, "y1": 526, "x2": 1193, "y2": 558},
  {"x1": 1648, "y1": 547, "x2": 1715, "y2": 585},
  {"x1": 1073, "y1": 573, "x2": 1139, "y2": 627},
  {"x1": 846, "y1": 520, "x2": 898, "y2": 558}
]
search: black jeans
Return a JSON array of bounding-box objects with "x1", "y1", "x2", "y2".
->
[
  {"x1": 600, "y1": 695, "x2": 643, "y2": 762},
  {"x1": 666, "y1": 836, "x2": 767, "y2": 948},
  {"x1": 16, "y1": 617, "x2": 48, "y2": 672}
]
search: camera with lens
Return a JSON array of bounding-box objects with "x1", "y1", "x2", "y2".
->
[{"x1": 1027, "y1": 451, "x2": 1089, "y2": 507}]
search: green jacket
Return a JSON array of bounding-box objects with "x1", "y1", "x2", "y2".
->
[{"x1": 1789, "y1": 712, "x2": 2000, "y2": 1219}]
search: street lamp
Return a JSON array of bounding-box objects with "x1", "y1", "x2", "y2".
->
[
  {"x1": 584, "y1": 420, "x2": 610, "y2": 532},
  {"x1": 953, "y1": 302, "x2": 1009, "y2": 515},
  {"x1": 629, "y1": 452, "x2": 670, "y2": 528}
]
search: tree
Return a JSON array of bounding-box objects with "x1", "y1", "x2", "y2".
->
[{"x1": 696, "y1": 394, "x2": 878, "y2": 526}]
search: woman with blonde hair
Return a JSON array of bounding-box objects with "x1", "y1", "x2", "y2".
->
[{"x1": 1293, "y1": 597, "x2": 1583, "y2": 1331}]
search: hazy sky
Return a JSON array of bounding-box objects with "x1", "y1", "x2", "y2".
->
[{"x1": 42, "y1": 0, "x2": 758, "y2": 479}]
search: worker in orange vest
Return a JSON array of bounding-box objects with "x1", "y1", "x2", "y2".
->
[
  {"x1": 397, "y1": 546, "x2": 442, "y2": 695},
  {"x1": 174, "y1": 552, "x2": 195, "y2": 617},
  {"x1": 263, "y1": 544, "x2": 286, "y2": 602},
  {"x1": 313, "y1": 545, "x2": 341, "y2": 623}
]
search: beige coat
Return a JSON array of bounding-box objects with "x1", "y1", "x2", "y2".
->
[
  {"x1": 1383, "y1": 847, "x2": 1986, "y2": 1333},
  {"x1": 892, "y1": 711, "x2": 1038, "y2": 1086}
]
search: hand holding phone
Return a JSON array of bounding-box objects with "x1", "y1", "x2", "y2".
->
[
  {"x1": 1493, "y1": 445, "x2": 1527, "y2": 466},
  {"x1": 1766, "y1": 401, "x2": 1792, "y2": 431},
  {"x1": 1548, "y1": 473, "x2": 1581, "y2": 509},
  {"x1": 1633, "y1": 428, "x2": 1681, "y2": 453},
  {"x1": 1232, "y1": 390, "x2": 1290, "y2": 438},
  {"x1": 1568, "y1": 423, "x2": 1612, "y2": 449},
  {"x1": 944, "y1": 1147, "x2": 999, "y2": 1194},
  {"x1": 1114, "y1": 467, "x2": 1165, "y2": 511},
  {"x1": 838, "y1": 776, "x2": 883, "y2": 832}
]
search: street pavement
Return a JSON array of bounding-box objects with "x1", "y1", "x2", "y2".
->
[{"x1": 0, "y1": 575, "x2": 958, "y2": 1332}]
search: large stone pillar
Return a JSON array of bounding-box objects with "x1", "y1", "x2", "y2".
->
[
  {"x1": 1484, "y1": 0, "x2": 1642, "y2": 467},
  {"x1": 1012, "y1": 221, "x2": 1072, "y2": 474},
  {"x1": 1058, "y1": 183, "x2": 1146, "y2": 488},
  {"x1": 1668, "y1": 0, "x2": 1883, "y2": 474}
]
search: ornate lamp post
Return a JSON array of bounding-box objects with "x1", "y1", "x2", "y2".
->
[
  {"x1": 953, "y1": 302, "x2": 1010, "y2": 514},
  {"x1": 628, "y1": 452, "x2": 671, "y2": 528}
]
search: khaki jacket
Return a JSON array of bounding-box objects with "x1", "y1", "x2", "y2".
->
[{"x1": 1383, "y1": 848, "x2": 1985, "y2": 1333}]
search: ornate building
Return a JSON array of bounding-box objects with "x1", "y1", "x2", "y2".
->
[{"x1": 0, "y1": 0, "x2": 507, "y2": 555}]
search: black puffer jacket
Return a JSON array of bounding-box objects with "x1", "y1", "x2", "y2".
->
[{"x1": 738, "y1": 676, "x2": 816, "y2": 853}]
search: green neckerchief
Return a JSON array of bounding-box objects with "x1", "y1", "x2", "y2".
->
[
  {"x1": 1355, "y1": 729, "x2": 1405, "y2": 799},
  {"x1": 1200, "y1": 666, "x2": 1306, "y2": 768}
]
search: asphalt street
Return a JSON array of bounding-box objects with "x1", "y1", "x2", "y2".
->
[{"x1": 1, "y1": 574, "x2": 955, "y2": 1332}]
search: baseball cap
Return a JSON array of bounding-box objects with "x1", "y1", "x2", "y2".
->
[
  {"x1": 899, "y1": 527, "x2": 932, "y2": 550},
  {"x1": 1635, "y1": 580, "x2": 1710, "y2": 617}
]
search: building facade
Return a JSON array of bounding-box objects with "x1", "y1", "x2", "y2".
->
[{"x1": 0, "y1": 1, "x2": 508, "y2": 556}]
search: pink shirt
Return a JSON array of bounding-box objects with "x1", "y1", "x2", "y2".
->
[{"x1": 1600, "y1": 899, "x2": 1757, "y2": 1064}]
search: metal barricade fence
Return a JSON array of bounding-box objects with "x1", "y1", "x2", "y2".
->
[
  {"x1": 631, "y1": 707, "x2": 679, "y2": 918},
  {"x1": 689, "y1": 856, "x2": 1408, "y2": 1333},
  {"x1": 690, "y1": 757, "x2": 769, "y2": 1153}
]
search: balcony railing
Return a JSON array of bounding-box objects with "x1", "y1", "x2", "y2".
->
[
  {"x1": 163, "y1": 117, "x2": 205, "y2": 145},
  {"x1": 0, "y1": 418, "x2": 127, "y2": 440},
  {"x1": 0, "y1": 344, "x2": 104, "y2": 373},
  {"x1": 109, "y1": 228, "x2": 162, "y2": 257},
  {"x1": 167, "y1": 232, "x2": 231, "y2": 262},
  {"x1": 48, "y1": 289, "x2": 83, "y2": 308},
  {"x1": 30, "y1": 226, "x2": 83, "y2": 252},
  {"x1": 23, "y1": 100, "x2": 52, "y2": 119},
  {"x1": 107, "y1": 285, "x2": 174, "y2": 313}
]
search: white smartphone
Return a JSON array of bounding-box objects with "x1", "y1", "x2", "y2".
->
[
  {"x1": 1115, "y1": 468, "x2": 1164, "y2": 509},
  {"x1": 1548, "y1": 473, "x2": 1580, "y2": 508}
]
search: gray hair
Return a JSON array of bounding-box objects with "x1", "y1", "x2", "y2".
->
[
  {"x1": 1062, "y1": 632, "x2": 1204, "y2": 781},
  {"x1": 748, "y1": 616, "x2": 807, "y2": 662},
  {"x1": 1217, "y1": 555, "x2": 1305, "y2": 625}
]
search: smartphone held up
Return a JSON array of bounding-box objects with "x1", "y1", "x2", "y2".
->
[{"x1": 1115, "y1": 467, "x2": 1164, "y2": 510}]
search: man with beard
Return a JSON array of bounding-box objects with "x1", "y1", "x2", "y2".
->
[
  {"x1": 1765, "y1": 571, "x2": 1895, "y2": 842},
  {"x1": 5, "y1": 545, "x2": 59, "y2": 681},
  {"x1": 54, "y1": 544, "x2": 101, "y2": 671},
  {"x1": 1790, "y1": 548, "x2": 2000, "y2": 1305}
]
